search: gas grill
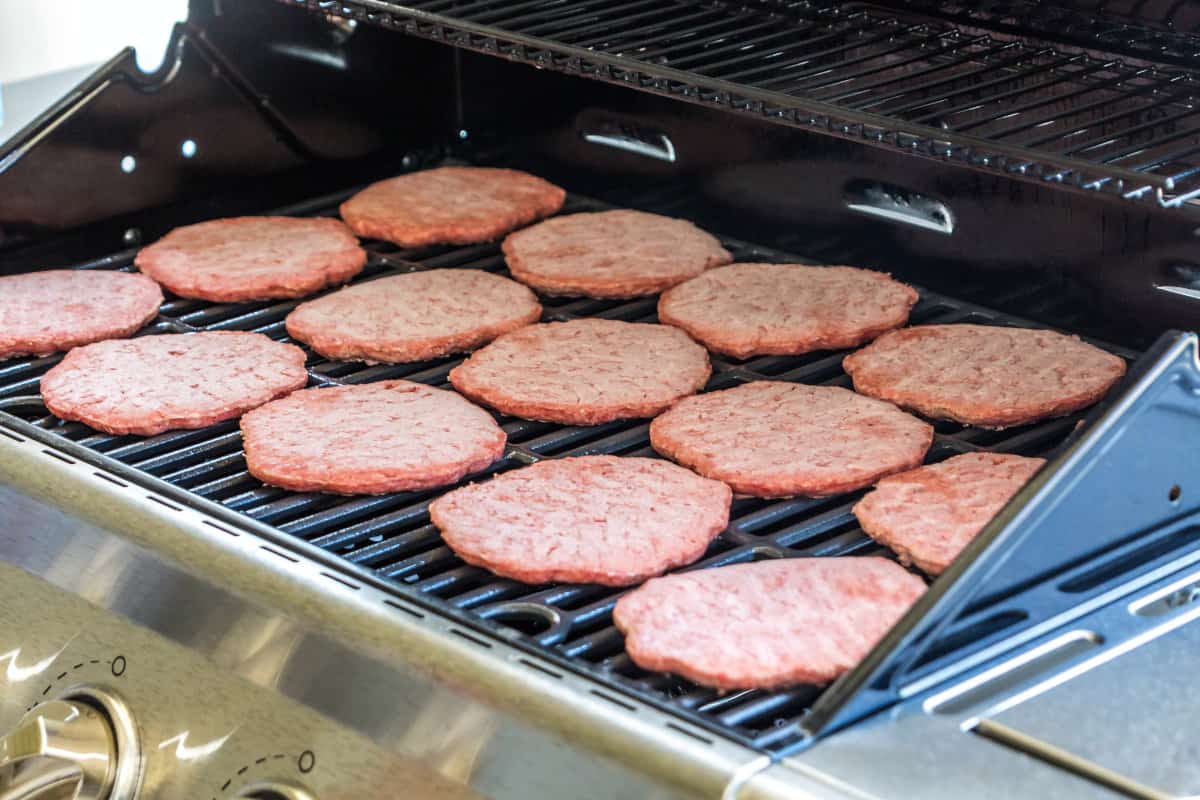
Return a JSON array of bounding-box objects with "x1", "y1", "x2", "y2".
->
[{"x1": 1, "y1": 2, "x2": 1199, "y2": 798}]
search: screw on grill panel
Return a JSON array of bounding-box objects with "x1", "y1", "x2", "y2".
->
[{"x1": 0, "y1": 179, "x2": 1134, "y2": 753}]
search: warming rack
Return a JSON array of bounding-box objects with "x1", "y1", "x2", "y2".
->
[{"x1": 285, "y1": 0, "x2": 1200, "y2": 208}]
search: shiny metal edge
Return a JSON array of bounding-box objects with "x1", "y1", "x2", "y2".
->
[{"x1": 0, "y1": 429, "x2": 770, "y2": 798}]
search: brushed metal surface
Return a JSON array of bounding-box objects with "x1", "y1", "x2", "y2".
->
[
  {"x1": 0, "y1": 426, "x2": 777, "y2": 799},
  {"x1": 0, "y1": 562, "x2": 474, "y2": 800},
  {"x1": 753, "y1": 561, "x2": 1200, "y2": 800},
  {"x1": 749, "y1": 709, "x2": 1129, "y2": 800},
  {"x1": 985, "y1": 614, "x2": 1200, "y2": 795}
]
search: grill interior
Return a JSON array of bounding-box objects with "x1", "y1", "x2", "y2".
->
[
  {"x1": 299, "y1": 0, "x2": 1200, "y2": 206},
  {"x1": 0, "y1": 170, "x2": 1138, "y2": 753}
]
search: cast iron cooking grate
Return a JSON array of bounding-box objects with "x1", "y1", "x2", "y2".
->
[
  {"x1": 286, "y1": 0, "x2": 1200, "y2": 208},
  {"x1": 0, "y1": 179, "x2": 1135, "y2": 753}
]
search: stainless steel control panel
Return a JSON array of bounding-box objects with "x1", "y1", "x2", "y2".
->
[
  {"x1": 0, "y1": 562, "x2": 478, "y2": 799},
  {"x1": 0, "y1": 430, "x2": 768, "y2": 800}
]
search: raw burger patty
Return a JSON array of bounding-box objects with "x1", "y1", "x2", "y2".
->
[
  {"x1": 449, "y1": 318, "x2": 711, "y2": 425},
  {"x1": 286, "y1": 269, "x2": 542, "y2": 363},
  {"x1": 431, "y1": 456, "x2": 732, "y2": 586},
  {"x1": 854, "y1": 452, "x2": 1045, "y2": 575},
  {"x1": 0, "y1": 270, "x2": 162, "y2": 360},
  {"x1": 843, "y1": 324, "x2": 1127, "y2": 428},
  {"x1": 339, "y1": 166, "x2": 565, "y2": 247},
  {"x1": 503, "y1": 209, "x2": 732, "y2": 298},
  {"x1": 42, "y1": 332, "x2": 307, "y2": 435},
  {"x1": 650, "y1": 381, "x2": 932, "y2": 497},
  {"x1": 658, "y1": 263, "x2": 917, "y2": 358},
  {"x1": 614, "y1": 557, "x2": 926, "y2": 689},
  {"x1": 241, "y1": 380, "x2": 505, "y2": 495},
  {"x1": 134, "y1": 216, "x2": 366, "y2": 302}
]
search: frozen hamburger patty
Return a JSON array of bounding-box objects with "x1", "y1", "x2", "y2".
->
[
  {"x1": 134, "y1": 216, "x2": 367, "y2": 302},
  {"x1": 503, "y1": 209, "x2": 732, "y2": 298},
  {"x1": 650, "y1": 381, "x2": 932, "y2": 497},
  {"x1": 0, "y1": 270, "x2": 162, "y2": 360},
  {"x1": 449, "y1": 318, "x2": 711, "y2": 425},
  {"x1": 339, "y1": 166, "x2": 565, "y2": 247},
  {"x1": 614, "y1": 557, "x2": 926, "y2": 689},
  {"x1": 843, "y1": 324, "x2": 1127, "y2": 428},
  {"x1": 431, "y1": 455, "x2": 732, "y2": 586},
  {"x1": 286, "y1": 269, "x2": 542, "y2": 363},
  {"x1": 40, "y1": 332, "x2": 307, "y2": 436},
  {"x1": 241, "y1": 380, "x2": 506, "y2": 495},
  {"x1": 657, "y1": 263, "x2": 917, "y2": 358},
  {"x1": 853, "y1": 452, "x2": 1045, "y2": 575}
]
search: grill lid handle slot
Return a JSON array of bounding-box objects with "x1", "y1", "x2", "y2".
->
[
  {"x1": 581, "y1": 123, "x2": 677, "y2": 164},
  {"x1": 1155, "y1": 263, "x2": 1200, "y2": 301},
  {"x1": 844, "y1": 180, "x2": 955, "y2": 235}
]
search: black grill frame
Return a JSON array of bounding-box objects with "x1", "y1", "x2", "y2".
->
[
  {"x1": 0, "y1": 178, "x2": 1137, "y2": 753},
  {"x1": 282, "y1": 0, "x2": 1200, "y2": 209}
]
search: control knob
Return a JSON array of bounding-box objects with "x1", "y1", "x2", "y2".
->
[
  {"x1": 0, "y1": 691, "x2": 137, "y2": 800},
  {"x1": 237, "y1": 783, "x2": 317, "y2": 800}
]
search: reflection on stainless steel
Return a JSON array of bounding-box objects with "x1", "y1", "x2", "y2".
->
[
  {"x1": 157, "y1": 730, "x2": 236, "y2": 762},
  {"x1": 0, "y1": 645, "x2": 73, "y2": 685}
]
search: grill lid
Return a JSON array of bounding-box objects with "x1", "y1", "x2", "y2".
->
[{"x1": 803, "y1": 330, "x2": 1200, "y2": 740}]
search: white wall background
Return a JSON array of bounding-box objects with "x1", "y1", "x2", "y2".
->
[{"x1": 0, "y1": 0, "x2": 187, "y2": 83}]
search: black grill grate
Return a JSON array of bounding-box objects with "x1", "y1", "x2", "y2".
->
[
  {"x1": 0, "y1": 181, "x2": 1134, "y2": 753},
  {"x1": 285, "y1": 0, "x2": 1200, "y2": 208}
]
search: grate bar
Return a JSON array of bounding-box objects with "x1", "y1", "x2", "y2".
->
[
  {"x1": 956, "y1": 66, "x2": 1153, "y2": 137},
  {"x1": 574, "y1": 6, "x2": 728, "y2": 51},
  {"x1": 741, "y1": 23, "x2": 935, "y2": 90},
  {"x1": 659, "y1": 19, "x2": 838, "y2": 74},
  {"x1": 904, "y1": 56, "x2": 1105, "y2": 125},
  {"x1": 849, "y1": 44, "x2": 1056, "y2": 115},
  {"x1": 1139, "y1": 147, "x2": 1200, "y2": 180},
  {"x1": 1100, "y1": 124, "x2": 1200, "y2": 168},
  {"x1": 554, "y1": 4, "x2": 689, "y2": 42},
  {"x1": 416, "y1": 0, "x2": 510, "y2": 16},
  {"x1": 811, "y1": 37, "x2": 1010, "y2": 104},
  {"x1": 630, "y1": 16, "x2": 783, "y2": 62},
  {"x1": 465, "y1": 0, "x2": 610, "y2": 28},
  {"x1": 853, "y1": 47, "x2": 1060, "y2": 114},
  {"x1": 1023, "y1": 85, "x2": 1200, "y2": 150},
  {"x1": 520, "y1": 0, "x2": 666, "y2": 39}
]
